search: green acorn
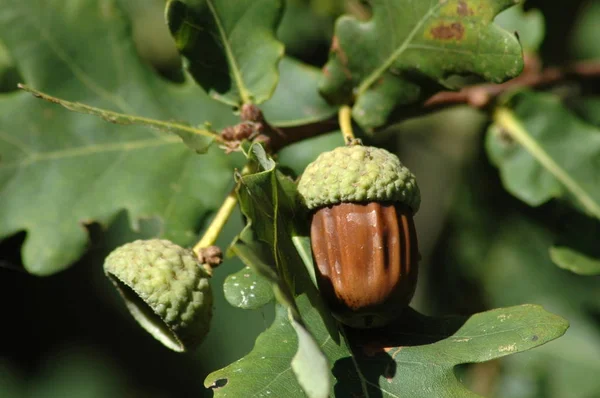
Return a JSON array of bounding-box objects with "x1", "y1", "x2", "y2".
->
[
  {"x1": 298, "y1": 145, "x2": 420, "y2": 328},
  {"x1": 104, "y1": 239, "x2": 213, "y2": 352}
]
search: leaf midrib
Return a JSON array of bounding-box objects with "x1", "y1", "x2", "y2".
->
[
  {"x1": 0, "y1": 137, "x2": 181, "y2": 169},
  {"x1": 356, "y1": 2, "x2": 442, "y2": 96},
  {"x1": 206, "y1": 0, "x2": 252, "y2": 104},
  {"x1": 495, "y1": 107, "x2": 600, "y2": 219}
]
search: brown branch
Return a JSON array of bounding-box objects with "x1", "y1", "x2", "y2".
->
[
  {"x1": 221, "y1": 58, "x2": 600, "y2": 153},
  {"x1": 424, "y1": 56, "x2": 600, "y2": 109},
  {"x1": 218, "y1": 103, "x2": 339, "y2": 154}
]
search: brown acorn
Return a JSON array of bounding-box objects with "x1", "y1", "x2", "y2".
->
[{"x1": 297, "y1": 145, "x2": 420, "y2": 328}]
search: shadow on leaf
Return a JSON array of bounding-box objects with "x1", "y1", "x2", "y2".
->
[{"x1": 333, "y1": 308, "x2": 466, "y2": 397}]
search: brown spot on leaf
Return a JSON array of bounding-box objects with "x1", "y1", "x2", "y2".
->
[
  {"x1": 431, "y1": 22, "x2": 465, "y2": 40},
  {"x1": 457, "y1": 0, "x2": 474, "y2": 16}
]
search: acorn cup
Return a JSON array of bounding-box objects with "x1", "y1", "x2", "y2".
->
[
  {"x1": 103, "y1": 239, "x2": 213, "y2": 352},
  {"x1": 297, "y1": 145, "x2": 420, "y2": 328}
]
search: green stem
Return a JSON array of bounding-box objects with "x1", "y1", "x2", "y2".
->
[{"x1": 338, "y1": 105, "x2": 356, "y2": 144}]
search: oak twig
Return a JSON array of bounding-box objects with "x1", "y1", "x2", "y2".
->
[
  {"x1": 424, "y1": 56, "x2": 600, "y2": 109},
  {"x1": 263, "y1": 58, "x2": 600, "y2": 151}
]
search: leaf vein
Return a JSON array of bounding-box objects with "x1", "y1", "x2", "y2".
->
[
  {"x1": 205, "y1": 0, "x2": 251, "y2": 104},
  {"x1": 0, "y1": 137, "x2": 181, "y2": 169},
  {"x1": 357, "y1": 1, "x2": 443, "y2": 96}
]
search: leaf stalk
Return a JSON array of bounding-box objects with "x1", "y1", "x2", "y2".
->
[{"x1": 338, "y1": 105, "x2": 356, "y2": 144}]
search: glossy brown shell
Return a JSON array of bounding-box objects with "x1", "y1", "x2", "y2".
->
[{"x1": 310, "y1": 202, "x2": 419, "y2": 328}]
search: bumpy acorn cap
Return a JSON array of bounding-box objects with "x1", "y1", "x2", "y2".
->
[
  {"x1": 297, "y1": 145, "x2": 420, "y2": 212},
  {"x1": 104, "y1": 239, "x2": 213, "y2": 352}
]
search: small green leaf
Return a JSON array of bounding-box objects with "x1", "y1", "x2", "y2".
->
[
  {"x1": 550, "y1": 246, "x2": 600, "y2": 276},
  {"x1": 0, "y1": 39, "x2": 19, "y2": 93},
  {"x1": 319, "y1": 0, "x2": 524, "y2": 130},
  {"x1": 550, "y1": 212, "x2": 600, "y2": 276},
  {"x1": 487, "y1": 91, "x2": 600, "y2": 219},
  {"x1": 229, "y1": 226, "x2": 295, "y2": 312},
  {"x1": 223, "y1": 266, "x2": 274, "y2": 309},
  {"x1": 166, "y1": 0, "x2": 285, "y2": 106}
]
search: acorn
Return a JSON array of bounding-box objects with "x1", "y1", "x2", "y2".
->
[
  {"x1": 104, "y1": 239, "x2": 213, "y2": 352},
  {"x1": 297, "y1": 144, "x2": 420, "y2": 328}
]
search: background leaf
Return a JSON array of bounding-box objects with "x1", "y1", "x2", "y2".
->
[
  {"x1": 223, "y1": 265, "x2": 274, "y2": 310},
  {"x1": 0, "y1": 0, "x2": 241, "y2": 275},
  {"x1": 569, "y1": 0, "x2": 600, "y2": 60},
  {"x1": 262, "y1": 57, "x2": 337, "y2": 127},
  {"x1": 319, "y1": 0, "x2": 524, "y2": 130},
  {"x1": 487, "y1": 91, "x2": 600, "y2": 219},
  {"x1": 549, "y1": 212, "x2": 600, "y2": 276},
  {"x1": 166, "y1": 0, "x2": 285, "y2": 106},
  {"x1": 494, "y1": 1, "x2": 545, "y2": 52},
  {"x1": 550, "y1": 245, "x2": 600, "y2": 276},
  {"x1": 478, "y1": 217, "x2": 600, "y2": 397},
  {"x1": 431, "y1": 153, "x2": 600, "y2": 397}
]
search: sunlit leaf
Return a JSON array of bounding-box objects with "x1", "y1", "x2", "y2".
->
[
  {"x1": 320, "y1": 0, "x2": 524, "y2": 130},
  {"x1": 166, "y1": 0, "x2": 285, "y2": 106},
  {"x1": 0, "y1": 0, "x2": 239, "y2": 274}
]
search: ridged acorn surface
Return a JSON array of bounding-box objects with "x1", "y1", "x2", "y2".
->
[
  {"x1": 298, "y1": 145, "x2": 420, "y2": 328},
  {"x1": 104, "y1": 239, "x2": 212, "y2": 352}
]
